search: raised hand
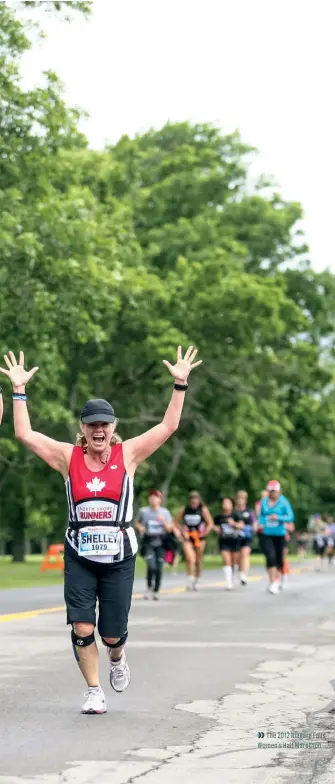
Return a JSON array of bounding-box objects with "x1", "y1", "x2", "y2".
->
[
  {"x1": 0, "y1": 351, "x2": 39, "y2": 390},
  {"x1": 163, "y1": 345, "x2": 202, "y2": 383}
]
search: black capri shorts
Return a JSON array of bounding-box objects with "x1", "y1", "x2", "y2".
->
[
  {"x1": 219, "y1": 536, "x2": 241, "y2": 553},
  {"x1": 313, "y1": 538, "x2": 327, "y2": 556},
  {"x1": 262, "y1": 534, "x2": 285, "y2": 570},
  {"x1": 64, "y1": 540, "x2": 136, "y2": 639}
]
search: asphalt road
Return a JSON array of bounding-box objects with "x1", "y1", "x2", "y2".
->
[{"x1": 1, "y1": 563, "x2": 335, "y2": 783}]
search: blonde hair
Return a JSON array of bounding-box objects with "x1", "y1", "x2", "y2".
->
[
  {"x1": 76, "y1": 430, "x2": 122, "y2": 452},
  {"x1": 189, "y1": 490, "x2": 203, "y2": 504}
]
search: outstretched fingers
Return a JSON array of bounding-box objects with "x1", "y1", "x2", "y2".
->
[
  {"x1": 162, "y1": 360, "x2": 173, "y2": 372},
  {"x1": 19, "y1": 351, "x2": 24, "y2": 367},
  {"x1": 27, "y1": 367, "x2": 39, "y2": 380},
  {"x1": 0, "y1": 366, "x2": 10, "y2": 377},
  {"x1": 177, "y1": 345, "x2": 182, "y2": 362},
  {"x1": 3, "y1": 354, "x2": 13, "y2": 370},
  {"x1": 184, "y1": 345, "x2": 194, "y2": 361},
  {"x1": 8, "y1": 351, "x2": 17, "y2": 366},
  {"x1": 191, "y1": 360, "x2": 202, "y2": 369}
]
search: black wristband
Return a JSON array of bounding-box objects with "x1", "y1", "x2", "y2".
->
[{"x1": 174, "y1": 383, "x2": 188, "y2": 391}]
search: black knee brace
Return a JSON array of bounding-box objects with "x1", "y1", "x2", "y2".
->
[
  {"x1": 101, "y1": 631, "x2": 128, "y2": 648},
  {"x1": 71, "y1": 629, "x2": 95, "y2": 662}
]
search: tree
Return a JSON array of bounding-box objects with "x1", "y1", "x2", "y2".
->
[{"x1": 2, "y1": 1, "x2": 335, "y2": 564}]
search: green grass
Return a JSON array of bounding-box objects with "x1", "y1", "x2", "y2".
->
[{"x1": 0, "y1": 552, "x2": 314, "y2": 591}]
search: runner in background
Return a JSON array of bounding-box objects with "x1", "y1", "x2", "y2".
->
[
  {"x1": 163, "y1": 523, "x2": 182, "y2": 574},
  {"x1": 326, "y1": 516, "x2": 335, "y2": 565},
  {"x1": 280, "y1": 523, "x2": 295, "y2": 589},
  {"x1": 296, "y1": 529, "x2": 309, "y2": 560},
  {"x1": 309, "y1": 514, "x2": 330, "y2": 571},
  {"x1": 214, "y1": 497, "x2": 244, "y2": 590},
  {"x1": 136, "y1": 490, "x2": 172, "y2": 600},
  {"x1": 233, "y1": 491, "x2": 256, "y2": 586},
  {"x1": 259, "y1": 480, "x2": 294, "y2": 594},
  {"x1": 174, "y1": 491, "x2": 213, "y2": 590},
  {"x1": 255, "y1": 489, "x2": 268, "y2": 557}
]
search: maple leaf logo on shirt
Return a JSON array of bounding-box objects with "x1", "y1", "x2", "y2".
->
[{"x1": 86, "y1": 476, "x2": 106, "y2": 496}]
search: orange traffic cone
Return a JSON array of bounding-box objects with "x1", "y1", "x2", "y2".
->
[
  {"x1": 40, "y1": 544, "x2": 64, "y2": 572},
  {"x1": 282, "y1": 556, "x2": 290, "y2": 575}
]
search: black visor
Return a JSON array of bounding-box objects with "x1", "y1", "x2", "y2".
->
[{"x1": 80, "y1": 398, "x2": 116, "y2": 424}]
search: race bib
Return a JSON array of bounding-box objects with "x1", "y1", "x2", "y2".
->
[
  {"x1": 78, "y1": 526, "x2": 122, "y2": 557},
  {"x1": 221, "y1": 524, "x2": 234, "y2": 536},
  {"x1": 266, "y1": 518, "x2": 278, "y2": 528},
  {"x1": 147, "y1": 519, "x2": 164, "y2": 536}
]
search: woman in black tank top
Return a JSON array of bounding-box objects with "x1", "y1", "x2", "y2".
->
[{"x1": 174, "y1": 490, "x2": 213, "y2": 590}]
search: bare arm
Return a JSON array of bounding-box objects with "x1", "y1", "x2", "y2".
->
[
  {"x1": 172, "y1": 520, "x2": 183, "y2": 540},
  {"x1": 0, "y1": 352, "x2": 72, "y2": 478},
  {"x1": 173, "y1": 508, "x2": 186, "y2": 535},
  {"x1": 123, "y1": 345, "x2": 202, "y2": 473},
  {"x1": 285, "y1": 522, "x2": 295, "y2": 533},
  {"x1": 135, "y1": 519, "x2": 146, "y2": 536},
  {"x1": 13, "y1": 398, "x2": 72, "y2": 477},
  {"x1": 124, "y1": 389, "x2": 186, "y2": 471},
  {"x1": 163, "y1": 516, "x2": 173, "y2": 533},
  {"x1": 202, "y1": 505, "x2": 214, "y2": 535}
]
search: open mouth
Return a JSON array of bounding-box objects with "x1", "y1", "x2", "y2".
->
[{"x1": 92, "y1": 435, "x2": 105, "y2": 445}]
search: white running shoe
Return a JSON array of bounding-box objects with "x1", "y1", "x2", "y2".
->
[
  {"x1": 268, "y1": 582, "x2": 280, "y2": 595},
  {"x1": 226, "y1": 583, "x2": 233, "y2": 591},
  {"x1": 81, "y1": 686, "x2": 107, "y2": 714},
  {"x1": 108, "y1": 651, "x2": 131, "y2": 693},
  {"x1": 144, "y1": 589, "x2": 153, "y2": 600},
  {"x1": 240, "y1": 572, "x2": 248, "y2": 586},
  {"x1": 186, "y1": 577, "x2": 196, "y2": 591},
  {"x1": 153, "y1": 592, "x2": 159, "y2": 601}
]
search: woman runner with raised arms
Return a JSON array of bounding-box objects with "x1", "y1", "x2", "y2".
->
[{"x1": 0, "y1": 346, "x2": 201, "y2": 714}]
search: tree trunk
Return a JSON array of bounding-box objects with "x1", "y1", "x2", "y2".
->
[
  {"x1": 11, "y1": 496, "x2": 26, "y2": 563},
  {"x1": 160, "y1": 439, "x2": 184, "y2": 501},
  {"x1": 40, "y1": 537, "x2": 48, "y2": 554},
  {"x1": 12, "y1": 534, "x2": 25, "y2": 563}
]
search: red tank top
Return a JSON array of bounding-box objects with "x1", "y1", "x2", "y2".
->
[{"x1": 66, "y1": 444, "x2": 133, "y2": 530}]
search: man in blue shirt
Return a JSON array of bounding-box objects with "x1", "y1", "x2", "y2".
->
[{"x1": 259, "y1": 480, "x2": 294, "y2": 594}]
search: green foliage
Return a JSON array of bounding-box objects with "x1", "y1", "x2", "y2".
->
[
  {"x1": 22, "y1": 2, "x2": 92, "y2": 18},
  {"x1": 1, "y1": 2, "x2": 335, "y2": 561}
]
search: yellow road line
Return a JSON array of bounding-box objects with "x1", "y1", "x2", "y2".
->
[
  {"x1": 0, "y1": 606, "x2": 65, "y2": 623},
  {"x1": 0, "y1": 565, "x2": 316, "y2": 624}
]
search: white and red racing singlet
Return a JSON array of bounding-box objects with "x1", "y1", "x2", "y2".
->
[{"x1": 65, "y1": 444, "x2": 137, "y2": 563}]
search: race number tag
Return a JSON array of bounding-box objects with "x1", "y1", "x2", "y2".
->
[
  {"x1": 266, "y1": 518, "x2": 278, "y2": 528},
  {"x1": 147, "y1": 519, "x2": 164, "y2": 536},
  {"x1": 78, "y1": 526, "x2": 122, "y2": 557}
]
